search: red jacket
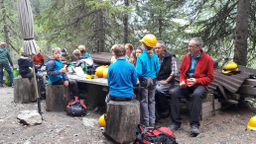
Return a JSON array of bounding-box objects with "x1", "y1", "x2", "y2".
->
[{"x1": 180, "y1": 50, "x2": 214, "y2": 90}]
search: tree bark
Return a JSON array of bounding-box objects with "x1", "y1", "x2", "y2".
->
[
  {"x1": 159, "y1": 9, "x2": 163, "y2": 39},
  {"x1": 97, "y1": 9, "x2": 104, "y2": 52},
  {"x1": 233, "y1": 0, "x2": 250, "y2": 66},
  {"x1": 0, "y1": 0, "x2": 10, "y2": 51},
  {"x1": 124, "y1": 0, "x2": 129, "y2": 44}
]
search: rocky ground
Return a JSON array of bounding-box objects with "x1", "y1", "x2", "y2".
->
[{"x1": 0, "y1": 86, "x2": 256, "y2": 143}]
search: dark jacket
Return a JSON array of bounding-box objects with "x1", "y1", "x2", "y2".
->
[
  {"x1": 46, "y1": 56, "x2": 68, "y2": 83},
  {"x1": 157, "y1": 50, "x2": 175, "y2": 84},
  {"x1": 0, "y1": 47, "x2": 13, "y2": 66},
  {"x1": 18, "y1": 56, "x2": 38, "y2": 75}
]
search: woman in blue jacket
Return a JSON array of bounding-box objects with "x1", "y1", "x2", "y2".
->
[{"x1": 136, "y1": 34, "x2": 159, "y2": 128}]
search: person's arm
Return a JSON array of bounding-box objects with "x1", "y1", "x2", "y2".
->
[
  {"x1": 7, "y1": 51, "x2": 14, "y2": 66},
  {"x1": 40, "y1": 59, "x2": 44, "y2": 67},
  {"x1": 63, "y1": 72, "x2": 69, "y2": 81},
  {"x1": 196, "y1": 58, "x2": 214, "y2": 85},
  {"x1": 131, "y1": 66, "x2": 137, "y2": 85},
  {"x1": 136, "y1": 57, "x2": 143, "y2": 77},
  {"x1": 46, "y1": 61, "x2": 61, "y2": 76}
]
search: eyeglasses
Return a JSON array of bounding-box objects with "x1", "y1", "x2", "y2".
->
[
  {"x1": 155, "y1": 47, "x2": 162, "y2": 50},
  {"x1": 188, "y1": 45, "x2": 198, "y2": 48}
]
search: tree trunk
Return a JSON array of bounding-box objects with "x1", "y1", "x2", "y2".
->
[
  {"x1": 159, "y1": 9, "x2": 162, "y2": 39},
  {"x1": 0, "y1": 0, "x2": 10, "y2": 51},
  {"x1": 233, "y1": 0, "x2": 250, "y2": 66},
  {"x1": 124, "y1": 0, "x2": 129, "y2": 44},
  {"x1": 97, "y1": 9, "x2": 104, "y2": 52}
]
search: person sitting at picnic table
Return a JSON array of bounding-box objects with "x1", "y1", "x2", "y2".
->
[
  {"x1": 33, "y1": 46, "x2": 44, "y2": 69},
  {"x1": 169, "y1": 37, "x2": 214, "y2": 136},
  {"x1": 0, "y1": 42, "x2": 15, "y2": 87},
  {"x1": 61, "y1": 48, "x2": 72, "y2": 63},
  {"x1": 77, "y1": 47, "x2": 95, "y2": 74},
  {"x1": 18, "y1": 48, "x2": 46, "y2": 96},
  {"x1": 78, "y1": 45, "x2": 91, "y2": 58},
  {"x1": 47, "y1": 47, "x2": 80, "y2": 100},
  {"x1": 105, "y1": 44, "x2": 137, "y2": 103}
]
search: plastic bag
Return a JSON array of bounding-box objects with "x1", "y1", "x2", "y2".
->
[{"x1": 5, "y1": 69, "x2": 17, "y2": 85}]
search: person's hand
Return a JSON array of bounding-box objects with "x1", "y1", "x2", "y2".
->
[
  {"x1": 36, "y1": 65, "x2": 40, "y2": 68},
  {"x1": 187, "y1": 78, "x2": 197, "y2": 87},
  {"x1": 180, "y1": 81, "x2": 187, "y2": 88},
  {"x1": 159, "y1": 80, "x2": 168, "y2": 85},
  {"x1": 59, "y1": 68, "x2": 66, "y2": 74},
  {"x1": 12, "y1": 66, "x2": 15, "y2": 69},
  {"x1": 64, "y1": 80, "x2": 69, "y2": 87}
]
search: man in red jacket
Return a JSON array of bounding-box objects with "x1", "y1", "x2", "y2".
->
[{"x1": 169, "y1": 37, "x2": 214, "y2": 136}]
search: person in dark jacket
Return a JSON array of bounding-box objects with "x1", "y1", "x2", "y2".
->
[
  {"x1": 46, "y1": 47, "x2": 80, "y2": 99},
  {"x1": 18, "y1": 48, "x2": 46, "y2": 94},
  {"x1": 0, "y1": 42, "x2": 15, "y2": 87},
  {"x1": 154, "y1": 40, "x2": 178, "y2": 120}
]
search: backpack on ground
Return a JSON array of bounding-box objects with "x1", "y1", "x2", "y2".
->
[
  {"x1": 134, "y1": 124, "x2": 177, "y2": 144},
  {"x1": 66, "y1": 96, "x2": 87, "y2": 116}
]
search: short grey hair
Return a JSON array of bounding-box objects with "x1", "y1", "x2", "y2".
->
[
  {"x1": 0, "y1": 42, "x2": 7, "y2": 48},
  {"x1": 191, "y1": 37, "x2": 203, "y2": 47},
  {"x1": 157, "y1": 40, "x2": 165, "y2": 48}
]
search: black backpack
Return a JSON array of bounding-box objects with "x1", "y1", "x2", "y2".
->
[
  {"x1": 134, "y1": 124, "x2": 177, "y2": 144},
  {"x1": 66, "y1": 96, "x2": 87, "y2": 116}
]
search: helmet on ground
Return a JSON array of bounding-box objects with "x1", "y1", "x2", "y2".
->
[
  {"x1": 38, "y1": 46, "x2": 41, "y2": 51},
  {"x1": 222, "y1": 62, "x2": 239, "y2": 74},
  {"x1": 247, "y1": 116, "x2": 256, "y2": 131},
  {"x1": 99, "y1": 113, "x2": 106, "y2": 127},
  {"x1": 111, "y1": 44, "x2": 117, "y2": 51},
  {"x1": 95, "y1": 66, "x2": 106, "y2": 77},
  {"x1": 140, "y1": 34, "x2": 157, "y2": 48},
  {"x1": 20, "y1": 48, "x2": 23, "y2": 55},
  {"x1": 78, "y1": 45, "x2": 86, "y2": 50},
  {"x1": 103, "y1": 68, "x2": 108, "y2": 78}
]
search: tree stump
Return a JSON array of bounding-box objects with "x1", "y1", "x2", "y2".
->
[
  {"x1": 103, "y1": 100, "x2": 140, "y2": 144},
  {"x1": 46, "y1": 84, "x2": 70, "y2": 112},
  {"x1": 14, "y1": 77, "x2": 40, "y2": 103}
]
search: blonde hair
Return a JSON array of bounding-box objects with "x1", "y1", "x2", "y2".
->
[
  {"x1": 73, "y1": 49, "x2": 81, "y2": 57},
  {"x1": 52, "y1": 47, "x2": 61, "y2": 54},
  {"x1": 142, "y1": 43, "x2": 153, "y2": 57}
]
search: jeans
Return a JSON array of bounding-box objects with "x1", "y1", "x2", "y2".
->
[
  {"x1": 139, "y1": 78, "x2": 157, "y2": 126},
  {"x1": 0, "y1": 64, "x2": 13, "y2": 85},
  {"x1": 155, "y1": 81, "x2": 173, "y2": 112}
]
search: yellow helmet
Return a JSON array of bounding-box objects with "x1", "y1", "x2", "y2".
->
[
  {"x1": 99, "y1": 113, "x2": 106, "y2": 127},
  {"x1": 111, "y1": 44, "x2": 117, "y2": 51},
  {"x1": 140, "y1": 34, "x2": 157, "y2": 48},
  {"x1": 222, "y1": 62, "x2": 239, "y2": 74},
  {"x1": 78, "y1": 45, "x2": 86, "y2": 50},
  {"x1": 247, "y1": 116, "x2": 256, "y2": 131},
  {"x1": 38, "y1": 46, "x2": 41, "y2": 51},
  {"x1": 95, "y1": 66, "x2": 106, "y2": 78},
  {"x1": 103, "y1": 68, "x2": 108, "y2": 78},
  {"x1": 20, "y1": 48, "x2": 23, "y2": 55}
]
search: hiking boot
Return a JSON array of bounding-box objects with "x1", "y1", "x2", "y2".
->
[
  {"x1": 168, "y1": 124, "x2": 180, "y2": 132},
  {"x1": 190, "y1": 125, "x2": 200, "y2": 136}
]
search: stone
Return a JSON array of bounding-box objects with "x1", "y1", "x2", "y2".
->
[{"x1": 17, "y1": 110, "x2": 42, "y2": 125}]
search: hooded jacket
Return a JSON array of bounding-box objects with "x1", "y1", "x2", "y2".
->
[
  {"x1": 0, "y1": 47, "x2": 13, "y2": 66},
  {"x1": 46, "y1": 56, "x2": 68, "y2": 83},
  {"x1": 18, "y1": 56, "x2": 38, "y2": 75}
]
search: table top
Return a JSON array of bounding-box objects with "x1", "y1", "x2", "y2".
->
[{"x1": 68, "y1": 74, "x2": 108, "y2": 86}]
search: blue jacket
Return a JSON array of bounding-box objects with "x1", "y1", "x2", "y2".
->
[
  {"x1": 46, "y1": 56, "x2": 68, "y2": 83},
  {"x1": 85, "y1": 53, "x2": 91, "y2": 58},
  {"x1": 18, "y1": 56, "x2": 38, "y2": 75},
  {"x1": 108, "y1": 58, "x2": 137, "y2": 98},
  {"x1": 136, "y1": 50, "x2": 159, "y2": 78}
]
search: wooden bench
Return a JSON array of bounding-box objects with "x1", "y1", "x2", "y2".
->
[
  {"x1": 14, "y1": 77, "x2": 41, "y2": 103},
  {"x1": 103, "y1": 100, "x2": 140, "y2": 144},
  {"x1": 46, "y1": 84, "x2": 70, "y2": 112},
  {"x1": 166, "y1": 87, "x2": 221, "y2": 120}
]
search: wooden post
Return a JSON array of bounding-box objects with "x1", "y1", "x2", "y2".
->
[
  {"x1": 14, "y1": 77, "x2": 40, "y2": 103},
  {"x1": 46, "y1": 84, "x2": 70, "y2": 112},
  {"x1": 104, "y1": 100, "x2": 140, "y2": 144}
]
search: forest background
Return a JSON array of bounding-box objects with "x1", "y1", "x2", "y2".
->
[{"x1": 0, "y1": 0, "x2": 255, "y2": 67}]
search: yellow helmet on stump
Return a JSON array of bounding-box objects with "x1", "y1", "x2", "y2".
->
[
  {"x1": 140, "y1": 34, "x2": 157, "y2": 48},
  {"x1": 222, "y1": 62, "x2": 239, "y2": 74},
  {"x1": 247, "y1": 116, "x2": 256, "y2": 131},
  {"x1": 99, "y1": 113, "x2": 106, "y2": 127}
]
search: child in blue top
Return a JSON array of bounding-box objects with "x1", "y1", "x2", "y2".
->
[
  {"x1": 46, "y1": 47, "x2": 80, "y2": 99},
  {"x1": 136, "y1": 34, "x2": 159, "y2": 128},
  {"x1": 105, "y1": 44, "x2": 137, "y2": 103},
  {"x1": 18, "y1": 48, "x2": 46, "y2": 95}
]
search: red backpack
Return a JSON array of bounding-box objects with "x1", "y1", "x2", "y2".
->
[
  {"x1": 134, "y1": 124, "x2": 177, "y2": 144},
  {"x1": 66, "y1": 96, "x2": 87, "y2": 116}
]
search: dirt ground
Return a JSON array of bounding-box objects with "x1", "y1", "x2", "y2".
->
[{"x1": 1, "y1": 86, "x2": 256, "y2": 144}]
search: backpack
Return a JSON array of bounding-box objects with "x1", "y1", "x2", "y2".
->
[
  {"x1": 134, "y1": 124, "x2": 177, "y2": 144},
  {"x1": 66, "y1": 96, "x2": 87, "y2": 116}
]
